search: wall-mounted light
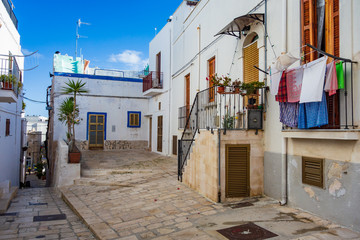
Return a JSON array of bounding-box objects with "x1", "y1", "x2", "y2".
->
[{"x1": 241, "y1": 25, "x2": 251, "y2": 36}]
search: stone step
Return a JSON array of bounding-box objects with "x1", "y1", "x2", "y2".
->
[
  {"x1": 0, "y1": 186, "x2": 18, "y2": 214},
  {"x1": 61, "y1": 188, "x2": 119, "y2": 240},
  {"x1": 81, "y1": 168, "x2": 153, "y2": 177}
]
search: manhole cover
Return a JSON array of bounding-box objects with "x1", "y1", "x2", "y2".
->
[
  {"x1": 228, "y1": 202, "x2": 254, "y2": 209},
  {"x1": 29, "y1": 202, "x2": 48, "y2": 206},
  {"x1": 33, "y1": 214, "x2": 66, "y2": 222},
  {"x1": 217, "y1": 222, "x2": 278, "y2": 240}
]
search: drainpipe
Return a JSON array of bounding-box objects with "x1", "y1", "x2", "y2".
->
[
  {"x1": 280, "y1": 0, "x2": 288, "y2": 206},
  {"x1": 280, "y1": 137, "x2": 287, "y2": 205},
  {"x1": 168, "y1": 27, "x2": 172, "y2": 156},
  {"x1": 218, "y1": 129, "x2": 221, "y2": 203},
  {"x1": 197, "y1": 25, "x2": 201, "y2": 92}
]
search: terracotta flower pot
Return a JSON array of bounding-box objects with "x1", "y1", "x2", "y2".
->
[{"x1": 217, "y1": 86, "x2": 225, "y2": 93}]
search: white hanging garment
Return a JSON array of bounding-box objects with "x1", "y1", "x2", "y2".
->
[
  {"x1": 299, "y1": 56, "x2": 328, "y2": 103},
  {"x1": 270, "y1": 64, "x2": 283, "y2": 95}
]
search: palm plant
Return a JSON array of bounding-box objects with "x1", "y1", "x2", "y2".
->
[
  {"x1": 61, "y1": 79, "x2": 88, "y2": 151},
  {"x1": 58, "y1": 97, "x2": 78, "y2": 143}
]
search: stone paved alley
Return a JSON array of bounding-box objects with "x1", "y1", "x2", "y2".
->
[{"x1": 1, "y1": 150, "x2": 360, "y2": 240}]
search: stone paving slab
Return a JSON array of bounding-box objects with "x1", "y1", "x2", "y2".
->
[
  {"x1": 0, "y1": 188, "x2": 95, "y2": 240},
  {"x1": 61, "y1": 150, "x2": 360, "y2": 240}
]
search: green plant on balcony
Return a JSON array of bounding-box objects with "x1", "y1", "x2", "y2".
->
[
  {"x1": 0, "y1": 74, "x2": 17, "y2": 89},
  {"x1": 223, "y1": 114, "x2": 235, "y2": 129},
  {"x1": 240, "y1": 81, "x2": 265, "y2": 95}
]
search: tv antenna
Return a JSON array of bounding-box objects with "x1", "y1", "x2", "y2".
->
[{"x1": 75, "y1": 19, "x2": 90, "y2": 58}]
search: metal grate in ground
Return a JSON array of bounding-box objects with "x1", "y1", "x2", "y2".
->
[{"x1": 217, "y1": 222, "x2": 278, "y2": 240}]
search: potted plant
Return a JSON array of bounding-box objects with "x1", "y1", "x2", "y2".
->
[
  {"x1": 240, "y1": 81, "x2": 265, "y2": 108},
  {"x1": 207, "y1": 74, "x2": 231, "y2": 93},
  {"x1": 0, "y1": 74, "x2": 17, "y2": 90},
  {"x1": 35, "y1": 162, "x2": 44, "y2": 179},
  {"x1": 232, "y1": 79, "x2": 241, "y2": 93},
  {"x1": 61, "y1": 80, "x2": 88, "y2": 163}
]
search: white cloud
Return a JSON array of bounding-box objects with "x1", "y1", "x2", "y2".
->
[{"x1": 109, "y1": 50, "x2": 148, "y2": 70}]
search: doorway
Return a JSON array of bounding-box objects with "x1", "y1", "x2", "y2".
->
[
  {"x1": 225, "y1": 144, "x2": 250, "y2": 197},
  {"x1": 88, "y1": 114, "x2": 105, "y2": 148}
]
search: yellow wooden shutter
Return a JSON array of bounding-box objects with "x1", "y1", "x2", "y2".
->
[{"x1": 243, "y1": 41, "x2": 259, "y2": 84}]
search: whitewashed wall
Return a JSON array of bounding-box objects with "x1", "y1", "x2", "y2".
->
[
  {"x1": 148, "y1": 23, "x2": 172, "y2": 155},
  {"x1": 52, "y1": 75, "x2": 149, "y2": 143},
  {"x1": 0, "y1": 2, "x2": 24, "y2": 187}
]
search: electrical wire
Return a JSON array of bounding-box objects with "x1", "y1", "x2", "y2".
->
[{"x1": 22, "y1": 96, "x2": 46, "y2": 104}]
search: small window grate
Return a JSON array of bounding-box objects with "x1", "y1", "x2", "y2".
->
[{"x1": 302, "y1": 157, "x2": 324, "y2": 188}]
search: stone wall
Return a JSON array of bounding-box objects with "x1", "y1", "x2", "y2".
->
[
  {"x1": 182, "y1": 129, "x2": 264, "y2": 203},
  {"x1": 79, "y1": 140, "x2": 148, "y2": 151},
  {"x1": 183, "y1": 130, "x2": 219, "y2": 202},
  {"x1": 219, "y1": 130, "x2": 264, "y2": 202}
]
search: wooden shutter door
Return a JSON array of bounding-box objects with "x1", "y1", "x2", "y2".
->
[
  {"x1": 208, "y1": 57, "x2": 215, "y2": 102},
  {"x1": 243, "y1": 41, "x2": 259, "y2": 105},
  {"x1": 301, "y1": 0, "x2": 317, "y2": 63},
  {"x1": 185, "y1": 74, "x2": 190, "y2": 121},
  {"x1": 324, "y1": 0, "x2": 340, "y2": 128},
  {"x1": 226, "y1": 145, "x2": 250, "y2": 198}
]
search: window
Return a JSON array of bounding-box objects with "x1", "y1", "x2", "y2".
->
[
  {"x1": 208, "y1": 57, "x2": 215, "y2": 102},
  {"x1": 5, "y1": 119, "x2": 10, "y2": 136},
  {"x1": 302, "y1": 157, "x2": 324, "y2": 188},
  {"x1": 301, "y1": 0, "x2": 340, "y2": 128},
  {"x1": 127, "y1": 112, "x2": 141, "y2": 128}
]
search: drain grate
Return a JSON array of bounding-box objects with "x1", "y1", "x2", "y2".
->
[
  {"x1": 228, "y1": 202, "x2": 254, "y2": 209},
  {"x1": 35, "y1": 235, "x2": 46, "y2": 238},
  {"x1": 0, "y1": 212, "x2": 18, "y2": 216},
  {"x1": 33, "y1": 214, "x2": 66, "y2": 222},
  {"x1": 217, "y1": 222, "x2": 278, "y2": 240},
  {"x1": 29, "y1": 202, "x2": 48, "y2": 206}
]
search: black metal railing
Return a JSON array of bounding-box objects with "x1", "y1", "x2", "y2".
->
[
  {"x1": 0, "y1": 56, "x2": 21, "y2": 96},
  {"x1": 177, "y1": 86, "x2": 265, "y2": 181},
  {"x1": 1, "y1": 0, "x2": 18, "y2": 29}
]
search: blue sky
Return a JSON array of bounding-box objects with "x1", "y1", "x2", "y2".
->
[{"x1": 15, "y1": 0, "x2": 182, "y2": 116}]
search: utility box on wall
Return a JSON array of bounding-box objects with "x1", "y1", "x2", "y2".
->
[{"x1": 247, "y1": 109, "x2": 263, "y2": 130}]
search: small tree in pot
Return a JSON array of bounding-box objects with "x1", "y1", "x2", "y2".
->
[{"x1": 61, "y1": 80, "x2": 88, "y2": 163}]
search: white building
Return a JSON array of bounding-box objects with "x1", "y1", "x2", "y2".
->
[
  {"x1": 147, "y1": 0, "x2": 360, "y2": 232},
  {"x1": 0, "y1": 0, "x2": 25, "y2": 190},
  {"x1": 25, "y1": 115, "x2": 48, "y2": 142}
]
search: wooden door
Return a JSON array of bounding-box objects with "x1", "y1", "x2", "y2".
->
[
  {"x1": 185, "y1": 74, "x2": 190, "y2": 120},
  {"x1": 208, "y1": 57, "x2": 215, "y2": 102},
  {"x1": 88, "y1": 114, "x2": 105, "y2": 148},
  {"x1": 157, "y1": 116, "x2": 163, "y2": 152},
  {"x1": 156, "y1": 52, "x2": 161, "y2": 83},
  {"x1": 149, "y1": 117, "x2": 152, "y2": 150},
  {"x1": 226, "y1": 144, "x2": 250, "y2": 198}
]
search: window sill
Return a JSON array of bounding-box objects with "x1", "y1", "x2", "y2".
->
[{"x1": 282, "y1": 129, "x2": 359, "y2": 140}]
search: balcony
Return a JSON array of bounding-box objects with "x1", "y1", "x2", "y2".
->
[
  {"x1": 1, "y1": 0, "x2": 18, "y2": 29},
  {"x1": 0, "y1": 57, "x2": 21, "y2": 103},
  {"x1": 142, "y1": 71, "x2": 163, "y2": 96}
]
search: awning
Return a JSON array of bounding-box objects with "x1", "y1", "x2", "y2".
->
[{"x1": 215, "y1": 14, "x2": 264, "y2": 38}]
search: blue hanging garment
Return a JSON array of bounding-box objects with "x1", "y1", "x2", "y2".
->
[{"x1": 298, "y1": 92, "x2": 328, "y2": 129}]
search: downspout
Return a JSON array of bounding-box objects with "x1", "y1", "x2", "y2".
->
[
  {"x1": 168, "y1": 27, "x2": 172, "y2": 156},
  {"x1": 264, "y1": 0, "x2": 268, "y2": 112},
  {"x1": 218, "y1": 129, "x2": 221, "y2": 203},
  {"x1": 197, "y1": 25, "x2": 201, "y2": 91},
  {"x1": 280, "y1": 0, "x2": 288, "y2": 206}
]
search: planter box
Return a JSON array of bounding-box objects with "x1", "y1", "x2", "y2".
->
[{"x1": 68, "y1": 145, "x2": 81, "y2": 163}]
